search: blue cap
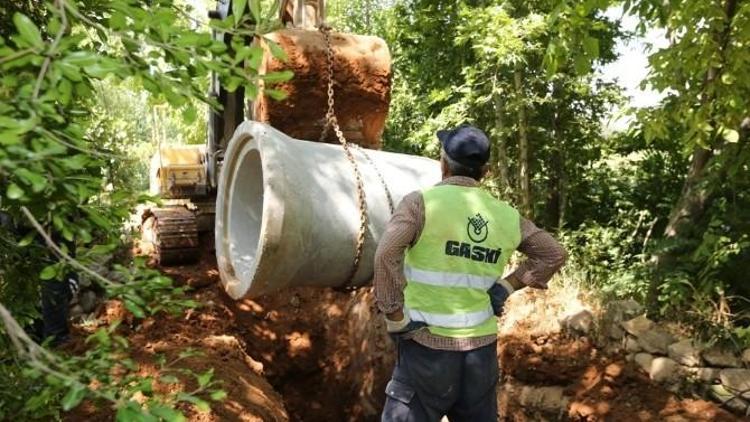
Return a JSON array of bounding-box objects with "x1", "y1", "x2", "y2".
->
[{"x1": 437, "y1": 124, "x2": 491, "y2": 168}]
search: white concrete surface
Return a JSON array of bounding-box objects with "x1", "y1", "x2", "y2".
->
[{"x1": 215, "y1": 121, "x2": 441, "y2": 299}]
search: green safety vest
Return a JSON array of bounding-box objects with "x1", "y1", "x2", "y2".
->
[{"x1": 403, "y1": 185, "x2": 521, "y2": 338}]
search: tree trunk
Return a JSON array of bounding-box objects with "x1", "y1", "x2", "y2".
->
[
  {"x1": 558, "y1": 148, "x2": 567, "y2": 230},
  {"x1": 546, "y1": 81, "x2": 566, "y2": 230},
  {"x1": 492, "y1": 76, "x2": 512, "y2": 199},
  {"x1": 662, "y1": 147, "x2": 713, "y2": 239},
  {"x1": 514, "y1": 66, "x2": 532, "y2": 218}
]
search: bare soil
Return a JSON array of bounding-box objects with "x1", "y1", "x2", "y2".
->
[
  {"x1": 498, "y1": 333, "x2": 739, "y2": 421},
  {"x1": 66, "y1": 256, "x2": 741, "y2": 421}
]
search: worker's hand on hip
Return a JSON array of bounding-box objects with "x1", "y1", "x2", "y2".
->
[
  {"x1": 385, "y1": 312, "x2": 427, "y2": 343},
  {"x1": 489, "y1": 278, "x2": 515, "y2": 316}
]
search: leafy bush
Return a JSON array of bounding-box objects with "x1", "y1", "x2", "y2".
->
[{"x1": 0, "y1": 0, "x2": 289, "y2": 418}]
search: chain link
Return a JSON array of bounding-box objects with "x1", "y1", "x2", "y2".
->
[
  {"x1": 318, "y1": 25, "x2": 397, "y2": 285},
  {"x1": 319, "y1": 25, "x2": 369, "y2": 285},
  {"x1": 356, "y1": 145, "x2": 395, "y2": 213}
]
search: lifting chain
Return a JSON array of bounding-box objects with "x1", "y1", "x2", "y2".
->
[{"x1": 318, "y1": 25, "x2": 395, "y2": 286}]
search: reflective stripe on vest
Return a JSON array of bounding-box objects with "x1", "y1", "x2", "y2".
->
[
  {"x1": 404, "y1": 265, "x2": 497, "y2": 290},
  {"x1": 407, "y1": 306, "x2": 495, "y2": 329}
]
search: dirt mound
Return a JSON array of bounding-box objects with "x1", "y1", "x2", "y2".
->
[
  {"x1": 254, "y1": 28, "x2": 391, "y2": 148},
  {"x1": 66, "y1": 283, "x2": 287, "y2": 422}
]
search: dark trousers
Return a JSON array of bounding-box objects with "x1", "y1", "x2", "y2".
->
[
  {"x1": 382, "y1": 339, "x2": 498, "y2": 422},
  {"x1": 40, "y1": 278, "x2": 73, "y2": 346}
]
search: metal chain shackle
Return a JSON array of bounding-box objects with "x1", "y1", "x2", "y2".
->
[{"x1": 319, "y1": 25, "x2": 369, "y2": 285}]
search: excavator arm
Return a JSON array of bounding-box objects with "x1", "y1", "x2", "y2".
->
[{"x1": 142, "y1": 0, "x2": 391, "y2": 266}]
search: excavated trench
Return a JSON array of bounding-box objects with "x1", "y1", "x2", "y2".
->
[
  {"x1": 159, "y1": 258, "x2": 740, "y2": 422},
  {"x1": 218, "y1": 285, "x2": 394, "y2": 421},
  {"x1": 66, "y1": 251, "x2": 741, "y2": 421}
]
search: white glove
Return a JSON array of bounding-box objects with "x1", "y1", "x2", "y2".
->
[
  {"x1": 385, "y1": 312, "x2": 411, "y2": 333},
  {"x1": 496, "y1": 278, "x2": 515, "y2": 295}
]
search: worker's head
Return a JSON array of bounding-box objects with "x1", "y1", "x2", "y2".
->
[{"x1": 437, "y1": 124, "x2": 490, "y2": 181}]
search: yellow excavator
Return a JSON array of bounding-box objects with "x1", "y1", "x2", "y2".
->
[{"x1": 142, "y1": 0, "x2": 392, "y2": 265}]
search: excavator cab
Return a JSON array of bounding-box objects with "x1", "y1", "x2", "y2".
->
[{"x1": 142, "y1": 0, "x2": 391, "y2": 265}]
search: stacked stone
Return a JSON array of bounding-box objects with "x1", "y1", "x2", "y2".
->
[
  {"x1": 69, "y1": 276, "x2": 99, "y2": 320},
  {"x1": 559, "y1": 299, "x2": 750, "y2": 416},
  {"x1": 617, "y1": 314, "x2": 750, "y2": 415}
]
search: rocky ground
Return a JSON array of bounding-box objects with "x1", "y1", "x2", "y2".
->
[{"x1": 65, "y1": 255, "x2": 745, "y2": 421}]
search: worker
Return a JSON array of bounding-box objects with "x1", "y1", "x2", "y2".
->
[
  {"x1": 0, "y1": 196, "x2": 78, "y2": 347},
  {"x1": 374, "y1": 124, "x2": 567, "y2": 421}
]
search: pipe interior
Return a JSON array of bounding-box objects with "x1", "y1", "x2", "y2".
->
[{"x1": 227, "y1": 148, "x2": 264, "y2": 285}]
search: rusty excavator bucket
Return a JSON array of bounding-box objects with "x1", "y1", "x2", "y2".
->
[{"x1": 253, "y1": 28, "x2": 392, "y2": 149}]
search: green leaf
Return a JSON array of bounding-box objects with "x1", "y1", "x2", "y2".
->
[
  {"x1": 40, "y1": 265, "x2": 58, "y2": 280},
  {"x1": 265, "y1": 39, "x2": 288, "y2": 62},
  {"x1": 233, "y1": 0, "x2": 248, "y2": 26},
  {"x1": 247, "y1": 45, "x2": 264, "y2": 70},
  {"x1": 149, "y1": 406, "x2": 186, "y2": 422},
  {"x1": 582, "y1": 37, "x2": 599, "y2": 58},
  {"x1": 249, "y1": 0, "x2": 262, "y2": 22},
  {"x1": 182, "y1": 106, "x2": 197, "y2": 124},
  {"x1": 64, "y1": 52, "x2": 99, "y2": 67},
  {"x1": 61, "y1": 385, "x2": 86, "y2": 411},
  {"x1": 210, "y1": 390, "x2": 227, "y2": 401},
  {"x1": 116, "y1": 402, "x2": 149, "y2": 422},
  {"x1": 110, "y1": 12, "x2": 127, "y2": 30},
  {"x1": 48, "y1": 16, "x2": 61, "y2": 35},
  {"x1": 84, "y1": 59, "x2": 122, "y2": 78},
  {"x1": 124, "y1": 300, "x2": 146, "y2": 318},
  {"x1": 262, "y1": 70, "x2": 294, "y2": 83},
  {"x1": 264, "y1": 88, "x2": 288, "y2": 101},
  {"x1": 59, "y1": 79, "x2": 73, "y2": 105},
  {"x1": 196, "y1": 369, "x2": 214, "y2": 388},
  {"x1": 15, "y1": 168, "x2": 47, "y2": 192},
  {"x1": 136, "y1": 379, "x2": 154, "y2": 394},
  {"x1": 13, "y1": 13, "x2": 44, "y2": 49},
  {"x1": 245, "y1": 83, "x2": 259, "y2": 100},
  {"x1": 177, "y1": 393, "x2": 210, "y2": 412},
  {"x1": 573, "y1": 54, "x2": 589, "y2": 75},
  {"x1": 6, "y1": 183, "x2": 24, "y2": 199},
  {"x1": 18, "y1": 232, "x2": 36, "y2": 247}
]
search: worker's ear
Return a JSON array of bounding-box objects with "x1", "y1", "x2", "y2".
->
[
  {"x1": 479, "y1": 164, "x2": 489, "y2": 180},
  {"x1": 440, "y1": 156, "x2": 451, "y2": 178}
]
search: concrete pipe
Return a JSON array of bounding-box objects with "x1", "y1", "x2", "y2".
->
[{"x1": 215, "y1": 121, "x2": 441, "y2": 299}]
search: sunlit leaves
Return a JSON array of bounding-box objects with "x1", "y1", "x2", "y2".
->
[
  {"x1": 265, "y1": 38, "x2": 288, "y2": 61},
  {"x1": 261, "y1": 70, "x2": 293, "y2": 83},
  {"x1": 61, "y1": 385, "x2": 87, "y2": 411},
  {"x1": 233, "y1": 0, "x2": 248, "y2": 25},
  {"x1": 12, "y1": 13, "x2": 44, "y2": 49},
  {"x1": 6, "y1": 183, "x2": 24, "y2": 200}
]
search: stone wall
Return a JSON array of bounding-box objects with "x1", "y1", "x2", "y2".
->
[{"x1": 561, "y1": 300, "x2": 750, "y2": 417}]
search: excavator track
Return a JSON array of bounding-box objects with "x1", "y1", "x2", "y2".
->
[{"x1": 141, "y1": 207, "x2": 200, "y2": 266}]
